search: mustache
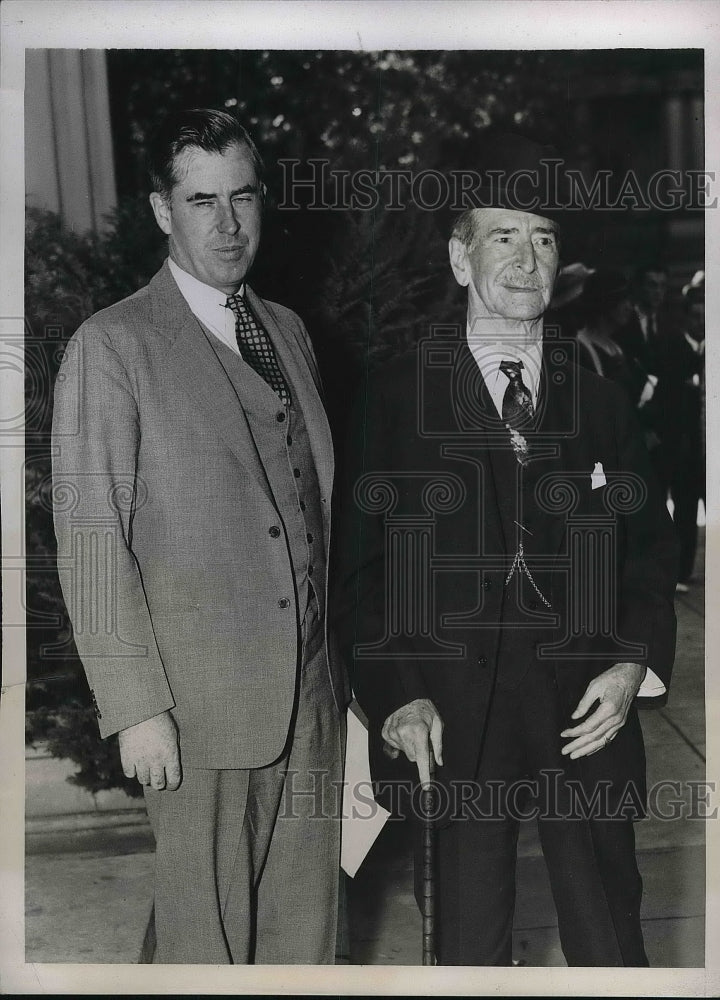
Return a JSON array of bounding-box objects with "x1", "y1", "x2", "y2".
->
[{"x1": 500, "y1": 272, "x2": 543, "y2": 290}]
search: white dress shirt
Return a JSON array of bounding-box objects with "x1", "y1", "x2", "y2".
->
[
  {"x1": 466, "y1": 333, "x2": 543, "y2": 417},
  {"x1": 465, "y1": 327, "x2": 665, "y2": 699},
  {"x1": 169, "y1": 257, "x2": 243, "y2": 356}
]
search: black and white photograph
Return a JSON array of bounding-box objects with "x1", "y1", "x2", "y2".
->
[{"x1": 1, "y1": 1, "x2": 717, "y2": 994}]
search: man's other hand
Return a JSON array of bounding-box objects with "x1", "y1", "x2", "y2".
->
[
  {"x1": 381, "y1": 698, "x2": 443, "y2": 786},
  {"x1": 118, "y1": 711, "x2": 182, "y2": 790},
  {"x1": 560, "y1": 662, "x2": 646, "y2": 760}
]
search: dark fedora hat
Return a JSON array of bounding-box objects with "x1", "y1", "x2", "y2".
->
[
  {"x1": 464, "y1": 129, "x2": 568, "y2": 220},
  {"x1": 437, "y1": 128, "x2": 571, "y2": 238}
]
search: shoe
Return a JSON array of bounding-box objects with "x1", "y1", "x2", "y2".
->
[{"x1": 675, "y1": 582, "x2": 690, "y2": 594}]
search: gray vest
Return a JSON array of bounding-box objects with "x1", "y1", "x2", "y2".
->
[{"x1": 199, "y1": 322, "x2": 327, "y2": 627}]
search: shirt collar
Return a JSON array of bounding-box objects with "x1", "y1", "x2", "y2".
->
[
  {"x1": 684, "y1": 331, "x2": 703, "y2": 353},
  {"x1": 168, "y1": 257, "x2": 244, "y2": 328},
  {"x1": 465, "y1": 327, "x2": 543, "y2": 407}
]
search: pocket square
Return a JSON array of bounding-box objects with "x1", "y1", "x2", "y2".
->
[{"x1": 591, "y1": 461, "x2": 606, "y2": 490}]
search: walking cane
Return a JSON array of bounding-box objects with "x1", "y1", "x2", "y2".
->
[
  {"x1": 420, "y1": 754, "x2": 437, "y2": 966},
  {"x1": 384, "y1": 739, "x2": 438, "y2": 965}
]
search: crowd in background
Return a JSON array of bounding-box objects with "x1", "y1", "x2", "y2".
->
[{"x1": 549, "y1": 262, "x2": 706, "y2": 592}]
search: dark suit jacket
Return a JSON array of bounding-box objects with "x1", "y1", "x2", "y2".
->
[
  {"x1": 655, "y1": 330, "x2": 704, "y2": 459},
  {"x1": 53, "y1": 261, "x2": 349, "y2": 768},
  {"x1": 614, "y1": 309, "x2": 670, "y2": 439},
  {"x1": 335, "y1": 328, "x2": 678, "y2": 809}
]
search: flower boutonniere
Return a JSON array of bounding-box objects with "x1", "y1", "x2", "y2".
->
[{"x1": 507, "y1": 424, "x2": 530, "y2": 465}]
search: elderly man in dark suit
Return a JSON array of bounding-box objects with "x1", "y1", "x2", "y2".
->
[
  {"x1": 336, "y1": 135, "x2": 678, "y2": 966},
  {"x1": 52, "y1": 109, "x2": 349, "y2": 964}
]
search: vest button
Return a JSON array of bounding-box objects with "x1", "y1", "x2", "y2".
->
[
  {"x1": 269, "y1": 526, "x2": 281, "y2": 538},
  {"x1": 306, "y1": 532, "x2": 314, "y2": 543},
  {"x1": 276, "y1": 411, "x2": 286, "y2": 422},
  {"x1": 286, "y1": 434, "x2": 293, "y2": 445},
  {"x1": 278, "y1": 598, "x2": 290, "y2": 609},
  {"x1": 293, "y1": 467, "x2": 301, "y2": 478},
  {"x1": 483, "y1": 579, "x2": 492, "y2": 590},
  {"x1": 478, "y1": 655, "x2": 488, "y2": 667},
  {"x1": 300, "y1": 501, "x2": 306, "y2": 512},
  {"x1": 308, "y1": 564, "x2": 314, "y2": 576}
]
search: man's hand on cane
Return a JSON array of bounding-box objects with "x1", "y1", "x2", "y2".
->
[{"x1": 382, "y1": 698, "x2": 444, "y2": 786}]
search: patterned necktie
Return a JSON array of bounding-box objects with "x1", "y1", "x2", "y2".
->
[
  {"x1": 499, "y1": 359, "x2": 534, "y2": 464},
  {"x1": 500, "y1": 359, "x2": 534, "y2": 426},
  {"x1": 225, "y1": 293, "x2": 292, "y2": 407}
]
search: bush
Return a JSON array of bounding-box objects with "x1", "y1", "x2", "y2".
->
[{"x1": 24, "y1": 204, "x2": 164, "y2": 794}]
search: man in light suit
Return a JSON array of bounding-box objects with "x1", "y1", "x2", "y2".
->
[
  {"x1": 53, "y1": 109, "x2": 349, "y2": 964},
  {"x1": 336, "y1": 134, "x2": 678, "y2": 965}
]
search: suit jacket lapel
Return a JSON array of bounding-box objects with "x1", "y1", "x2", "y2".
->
[
  {"x1": 527, "y1": 344, "x2": 580, "y2": 558},
  {"x1": 149, "y1": 263, "x2": 276, "y2": 505},
  {"x1": 449, "y1": 336, "x2": 510, "y2": 556}
]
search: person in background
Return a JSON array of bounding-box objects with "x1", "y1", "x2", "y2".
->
[
  {"x1": 546, "y1": 261, "x2": 595, "y2": 338},
  {"x1": 655, "y1": 274, "x2": 705, "y2": 592},
  {"x1": 614, "y1": 265, "x2": 669, "y2": 469},
  {"x1": 575, "y1": 269, "x2": 642, "y2": 403}
]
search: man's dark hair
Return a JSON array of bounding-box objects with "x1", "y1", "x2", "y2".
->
[{"x1": 147, "y1": 108, "x2": 265, "y2": 199}]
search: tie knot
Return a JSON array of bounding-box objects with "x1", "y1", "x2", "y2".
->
[
  {"x1": 499, "y1": 359, "x2": 524, "y2": 383},
  {"x1": 225, "y1": 292, "x2": 247, "y2": 316}
]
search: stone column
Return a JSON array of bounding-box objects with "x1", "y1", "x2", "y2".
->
[{"x1": 25, "y1": 49, "x2": 117, "y2": 233}]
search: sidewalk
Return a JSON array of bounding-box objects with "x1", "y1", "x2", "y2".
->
[{"x1": 25, "y1": 538, "x2": 706, "y2": 966}]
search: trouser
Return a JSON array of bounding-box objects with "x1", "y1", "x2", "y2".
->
[
  {"x1": 666, "y1": 439, "x2": 703, "y2": 582},
  {"x1": 144, "y1": 594, "x2": 344, "y2": 964},
  {"x1": 434, "y1": 666, "x2": 648, "y2": 967}
]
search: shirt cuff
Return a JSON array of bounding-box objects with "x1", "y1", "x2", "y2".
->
[{"x1": 637, "y1": 667, "x2": 666, "y2": 698}]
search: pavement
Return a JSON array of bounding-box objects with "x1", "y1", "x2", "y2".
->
[{"x1": 24, "y1": 534, "x2": 706, "y2": 968}]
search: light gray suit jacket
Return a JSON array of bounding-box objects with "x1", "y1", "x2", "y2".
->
[{"x1": 52, "y1": 260, "x2": 348, "y2": 768}]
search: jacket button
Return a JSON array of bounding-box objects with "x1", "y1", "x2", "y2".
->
[
  {"x1": 308, "y1": 564, "x2": 314, "y2": 576},
  {"x1": 278, "y1": 598, "x2": 290, "y2": 609},
  {"x1": 293, "y1": 467, "x2": 301, "y2": 478},
  {"x1": 276, "y1": 411, "x2": 286, "y2": 422},
  {"x1": 269, "y1": 526, "x2": 281, "y2": 538},
  {"x1": 286, "y1": 434, "x2": 293, "y2": 445},
  {"x1": 483, "y1": 579, "x2": 491, "y2": 591},
  {"x1": 478, "y1": 655, "x2": 488, "y2": 667},
  {"x1": 306, "y1": 532, "x2": 314, "y2": 543},
  {"x1": 300, "y1": 500, "x2": 306, "y2": 511}
]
